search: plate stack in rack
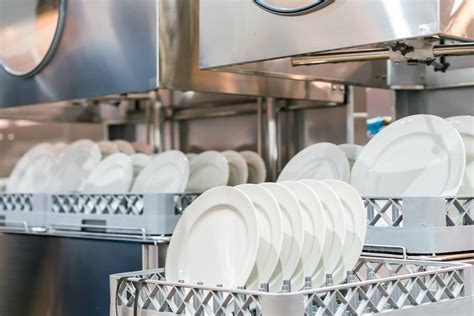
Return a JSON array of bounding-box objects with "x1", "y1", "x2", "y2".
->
[{"x1": 165, "y1": 181, "x2": 366, "y2": 291}]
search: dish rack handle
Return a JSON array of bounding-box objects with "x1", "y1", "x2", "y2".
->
[{"x1": 254, "y1": 0, "x2": 334, "y2": 16}]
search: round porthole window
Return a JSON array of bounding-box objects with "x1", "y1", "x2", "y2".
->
[{"x1": 0, "y1": 0, "x2": 64, "y2": 77}]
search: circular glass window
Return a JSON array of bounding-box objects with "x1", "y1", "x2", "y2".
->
[{"x1": 0, "y1": 0, "x2": 63, "y2": 77}]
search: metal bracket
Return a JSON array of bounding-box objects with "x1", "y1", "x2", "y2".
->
[{"x1": 389, "y1": 40, "x2": 435, "y2": 63}]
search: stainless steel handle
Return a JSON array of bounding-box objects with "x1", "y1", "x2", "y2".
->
[{"x1": 254, "y1": 0, "x2": 334, "y2": 16}]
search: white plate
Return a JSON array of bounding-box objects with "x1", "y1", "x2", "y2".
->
[
  {"x1": 186, "y1": 153, "x2": 197, "y2": 160},
  {"x1": 80, "y1": 153, "x2": 133, "y2": 193},
  {"x1": 299, "y1": 179, "x2": 345, "y2": 285},
  {"x1": 279, "y1": 181, "x2": 325, "y2": 290},
  {"x1": 113, "y1": 140, "x2": 136, "y2": 155},
  {"x1": 186, "y1": 151, "x2": 229, "y2": 192},
  {"x1": 446, "y1": 116, "x2": 474, "y2": 195},
  {"x1": 323, "y1": 180, "x2": 366, "y2": 276},
  {"x1": 222, "y1": 150, "x2": 248, "y2": 186},
  {"x1": 338, "y1": 144, "x2": 363, "y2": 170},
  {"x1": 130, "y1": 153, "x2": 151, "y2": 180},
  {"x1": 7, "y1": 143, "x2": 58, "y2": 193},
  {"x1": 47, "y1": 139, "x2": 102, "y2": 192},
  {"x1": 165, "y1": 186, "x2": 259, "y2": 288},
  {"x1": 277, "y1": 143, "x2": 350, "y2": 183},
  {"x1": 236, "y1": 184, "x2": 283, "y2": 291},
  {"x1": 131, "y1": 151, "x2": 189, "y2": 193},
  {"x1": 351, "y1": 115, "x2": 465, "y2": 196},
  {"x1": 240, "y1": 151, "x2": 266, "y2": 183},
  {"x1": 258, "y1": 183, "x2": 304, "y2": 286},
  {"x1": 98, "y1": 141, "x2": 119, "y2": 157},
  {"x1": 132, "y1": 142, "x2": 154, "y2": 155},
  {"x1": 52, "y1": 142, "x2": 67, "y2": 154}
]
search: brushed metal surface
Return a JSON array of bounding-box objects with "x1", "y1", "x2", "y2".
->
[
  {"x1": 157, "y1": 0, "x2": 343, "y2": 102},
  {"x1": 0, "y1": 0, "x2": 343, "y2": 108},
  {"x1": 200, "y1": 0, "x2": 474, "y2": 69},
  {"x1": 0, "y1": 0, "x2": 63, "y2": 76},
  {"x1": 0, "y1": 233, "x2": 142, "y2": 316},
  {"x1": 0, "y1": 0, "x2": 157, "y2": 107}
]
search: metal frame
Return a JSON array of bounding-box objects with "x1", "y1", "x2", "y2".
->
[{"x1": 110, "y1": 257, "x2": 473, "y2": 316}]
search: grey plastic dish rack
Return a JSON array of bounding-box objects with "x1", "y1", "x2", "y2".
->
[
  {"x1": 0, "y1": 192, "x2": 198, "y2": 236},
  {"x1": 110, "y1": 257, "x2": 473, "y2": 316},
  {"x1": 364, "y1": 196, "x2": 474, "y2": 255},
  {"x1": 1, "y1": 194, "x2": 473, "y2": 250}
]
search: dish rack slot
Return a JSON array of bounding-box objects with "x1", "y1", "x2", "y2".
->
[
  {"x1": 364, "y1": 196, "x2": 474, "y2": 254},
  {"x1": 110, "y1": 257, "x2": 472, "y2": 316}
]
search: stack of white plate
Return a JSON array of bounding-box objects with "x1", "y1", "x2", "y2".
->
[
  {"x1": 185, "y1": 150, "x2": 266, "y2": 192},
  {"x1": 165, "y1": 181, "x2": 366, "y2": 290},
  {"x1": 278, "y1": 115, "x2": 473, "y2": 197},
  {"x1": 351, "y1": 114, "x2": 470, "y2": 196}
]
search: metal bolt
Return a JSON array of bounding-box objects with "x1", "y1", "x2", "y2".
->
[
  {"x1": 325, "y1": 274, "x2": 334, "y2": 286},
  {"x1": 259, "y1": 283, "x2": 269, "y2": 292},
  {"x1": 281, "y1": 280, "x2": 291, "y2": 293}
]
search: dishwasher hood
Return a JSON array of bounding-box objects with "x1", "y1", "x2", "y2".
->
[
  {"x1": 199, "y1": 0, "x2": 474, "y2": 89},
  {"x1": 0, "y1": 0, "x2": 344, "y2": 108}
]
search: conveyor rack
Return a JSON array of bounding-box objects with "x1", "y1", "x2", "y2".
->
[
  {"x1": 364, "y1": 196, "x2": 473, "y2": 254},
  {"x1": 1, "y1": 194, "x2": 473, "y2": 252},
  {"x1": 0, "y1": 192, "x2": 199, "y2": 236},
  {"x1": 110, "y1": 257, "x2": 473, "y2": 316}
]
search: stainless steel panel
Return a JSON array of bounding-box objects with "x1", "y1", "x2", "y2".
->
[
  {"x1": 219, "y1": 58, "x2": 389, "y2": 88},
  {"x1": 0, "y1": 233, "x2": 142, "y2": 316},
  {"x1": 0, "y1": 0, "x2": 158, "y2": 107},
  {"x1": 395, "y1": 87, "x2": 474, "y2": 118},
  {"x1": 158, "y1": 0, "x2": 344, "y2": 102},
  {"x1": 0, "y1": 0, "x2": 63, "y2": 76},
  {"x1": 200, "y1": 0, "x2": 474, "y2": 69},
  {"x1": 0, "y1": 0, "x2": 344, "y2": 108}
]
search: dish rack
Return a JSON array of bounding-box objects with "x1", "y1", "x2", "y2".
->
[
  {"x1": 364, "y1": 196, "x2": 473, "y2": 255},
  {"x1": 0, "y1": 192, "x2": 199, "y2": 237},
  {"x1": 110, "y1": 257, "x2": 473, "y2": 316}
]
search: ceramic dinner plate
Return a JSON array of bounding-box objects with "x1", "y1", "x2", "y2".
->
[
  {"x1": 132, "y1": 141, "x2": 154, "y2": 155},
  {"x1": 351, "y1": 115, "x2": 466, "y2": 196},
  {"x1": 277, "y1": 143, "x2": 350, "y2": 183},
  {"x1": 113, "y1": 140, "x2": 136, "y2": 155},
  {"x1": 132, "y1": 151, "x2": 189, "y2": 193},
  {"x1": 259, "y1": 183, "x2": 303, "y2": 288},
  {"x1": 222, "y1": 150, "x2": 248, "y2": 186},
  {"x1": 446, "y1": 116, "x2": 474, "y2": 195},
  {"x1": 98, "y1": 140, "x2": 119, "y2": 157},
  {"x1": 323, "y1": 180, "x2": 366, "y2": 277},
  {"x1": 130, "y1": 153, "x2": 151, "y2": 180},
  {"x1": 165, "y1": 186, "x2": 259, "y2": 288},
  {"x1": 300, "y1": 179, "x2": 345, "y2": 285},
  {"x1": 338, "y1": 144, "x2": 363, "y2": 170},
  {"x1": 236, "y1": 184, "x2": 283, "y2": 291},
  {"x1": 47, "y1": 139, "x2": 102, "y2": 192},
  {"x1": 280, "y1": 181, "x2": 325, "y2": 289},
  {"x1": 240, "y1": 150, "x2": 266, "y2": 183},
  {"x1": 186, "y1": 151, "x2": 229, "y2": 192},
  {"x1": 186, "y1": 153, "x2": 197, "y2": 160},
  {"x1": 7, "y1": 143, "x2": 58, "y2": 193},
  {"x1": 80, "y1": 153, "x2": 133, "y2": 193}
]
